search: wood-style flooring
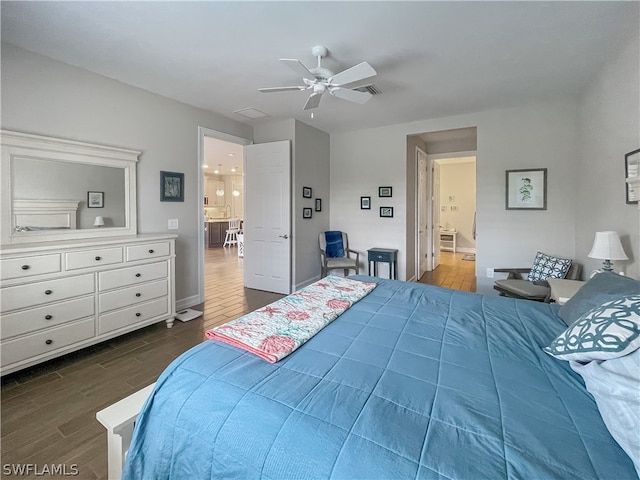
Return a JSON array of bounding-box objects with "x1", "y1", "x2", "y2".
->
[
  {"x1": 0, "y1": 247, "x2": 474, "y2": 479},
  {"x1": 417, "y1": 251, "x2": 477, "y2": 292}
]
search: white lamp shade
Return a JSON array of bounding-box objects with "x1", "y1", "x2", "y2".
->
[
  {"x1": 215, "y1": 189, "x2": 224, "y2": 197},
  {"x1": 587, "y1": 231, "x2": 628, "y2": 260},
  {"x1": 93, "y1": 216, "x2": 105, "y2": 227}
]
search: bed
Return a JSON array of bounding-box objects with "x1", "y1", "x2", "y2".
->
[{"x1": 121, "y1": 275, "x2": 639, "y2": 479}]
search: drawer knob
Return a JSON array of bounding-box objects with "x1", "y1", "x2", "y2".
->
[
  {"x1": 135, "y1": 273, "x2": 142, "y2": 278},
  {"x1": 148, "y1": 249, "x2": 155, "y2": 254},
  {"x1": 44, "y1": 290, "x2": 53, "y2": 295},
  {"x1": 135, "y1": 293, "x2": 141, "y2": 297},
  {"x1": 135, "y1": 312, "x2": 141, "y2": 317},
  {"x1": 95, "y1": 256, "x2": 102, "y2": 261},
  {"x1": 45, "y1": 339, "x2": 53, "y2": 345},
  {"x1": 21, "y1": 264, "x2": 30, "y2": 270},
  {"x1": 45, "y1": 314, "x2": 53, "y2": 320}
]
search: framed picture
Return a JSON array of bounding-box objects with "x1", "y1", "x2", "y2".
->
[
  {"x1": 379, "y1": 186, "x2": 392, "y2": 197},
  {"x1": 87, "y1": 191, "x2": 104, "y2": 208},
  {"x1": 302, "y1": 186, "x2": 312, "y2": 198},
  {"x1": 160, "y1": 171, "x2": 184, "y2": 202},
  {"x1": 315, "y1": 198, "x2": 322, "y2": 212},
  {"x1": 380, "y1": 206, "x2": 394, "y2": 218},
  {"x1": 625, "y1": 148, "x2": 640, "y2": 204},
  {"x1": 303, "y1": 207, "x2": 312, "y2": 219},
  {"x1": 361, "y1": 196, "x2": 371, "y2": 209},
  {"x1": 505, "y1": 168, "x2": 547, "y2": 210}
]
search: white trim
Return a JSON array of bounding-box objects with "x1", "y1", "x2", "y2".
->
[
  {"x1": 197, "y1": 127, "x2": 251, "y2": 304},
  {"x1": 176, "y1": 294, "x2": 201, "y2": 312}
]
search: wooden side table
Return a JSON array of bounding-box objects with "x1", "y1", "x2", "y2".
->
[
  {"x1": 547, "y1": 278, "x2": 586, "y2": 305},
  {"x1": 368, "y1": 248, "x2": 398, "y2": 279}
]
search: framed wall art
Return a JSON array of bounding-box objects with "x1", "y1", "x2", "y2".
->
[
  {"x1": 87, "y1": 191, "x2": 104, "y2": 208},
  {"x1": 625, "y1": 148, "x2": 640, "y2": 204},
  {"x1": 302, "y1": 186, "x2": 312, "y2": 198},
  {"x1": 315, "y1": 198, "x2": 322, "y2": 212},
  {"x1": 361, "y1": 196, "x2": 371, "y2": 209},
  {"x1": 303, "y1": 207, "x2": 312, "y2": 219},
  {"x1": 380, "y1": 206, "x2": 394, "y2": 218},
  {"x1": 505, "y1": 168, "x2": 547, "y2": 210},
  {"x1": 160, "y1": 171, "x2": 184, "y2": 202},
  {"x1": 379, "y1": 186, "x2": 392, "y2": 197}
]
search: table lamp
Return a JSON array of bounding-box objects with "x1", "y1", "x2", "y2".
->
[{"x1": 587, "y1": 231, "x2": 628, "y2": 272}]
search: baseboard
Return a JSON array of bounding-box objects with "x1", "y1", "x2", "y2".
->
[
  {"x1": 294, "y1": 274, "x2": 322, "y2": 291},
  {"x1": 176, "y1": 294, "x2": 201, "y2": 311},
  {"x1": 456, "y1": 247, "x2": 476, "y2": 254}
]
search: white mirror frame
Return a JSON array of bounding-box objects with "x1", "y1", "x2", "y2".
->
[{"x1": 1, "y1": 130, "x2": 139, "y2": 245}]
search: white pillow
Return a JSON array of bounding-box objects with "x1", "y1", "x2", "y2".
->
[{"x1": 571, "y1": 349, "x2": 640, "y2": 476}]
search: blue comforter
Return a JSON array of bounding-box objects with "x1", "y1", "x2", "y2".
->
[{"x1": 123, "y1": 277, "x2": 637, "y2": 479}]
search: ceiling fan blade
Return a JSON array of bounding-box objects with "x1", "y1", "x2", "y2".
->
[
  {"x1": 328, "y1": 62, "x2": 377, "y2": 86},
  {"x1": 303, "y1": 92, "x2": 323, "y2": 110},
  {"x1": 280, "y1": 59, "x2": 316, "y2": 80},
  {"x1": 329, "y1": 87, "x2": 372, "y2": 104},
  {"x1": 258, "y1": 86, "x2": 307, "y2": 93}
]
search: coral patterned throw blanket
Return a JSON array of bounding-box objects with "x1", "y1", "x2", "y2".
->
[{"x1": 206, "y1": 276, "x2": 377, "y2": 363}]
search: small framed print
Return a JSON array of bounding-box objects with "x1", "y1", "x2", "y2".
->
[
  {"x1": 380, "y1": 206, "x2": 394, "y2": 218},
  {"x1": 87, "y1": 191, "x2": 104, "y2": 208},
  {"x1": 315, "y1": 198, "x2": 322, "y2": 212},
  {"x1": 379, "y1": 186, "x2": 392, "y2": 197},
  {"x1": 361, "y1": 196, "x2": 371, "y2": 209},
  {"x1": 302, "y1": 186, "x2": 312, "y2": 198},
  {"x1": 160, "y1": 171, "x2": 185, "y2": 202},
  {"x1": 303, "y1": 207, "x2": 312, "y2": 219},
  {"x1": 625, "y1": 148, "x2": 640, "y2": 204},
  {"x1": 505, "y1": 168, "x2": 547, "y2": 210}
]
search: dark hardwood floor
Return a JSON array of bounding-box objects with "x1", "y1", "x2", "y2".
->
[{"x1": 0, "y1": 247, "x2": 473, "y2": 479}]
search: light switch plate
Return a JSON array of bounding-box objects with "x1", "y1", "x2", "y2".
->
[
  {"x1": 168, "y1": 218, "x2": 179, "y2": 230},
  {"x1": 486, "y1": 268, "x2": 494, "y2": 278}
]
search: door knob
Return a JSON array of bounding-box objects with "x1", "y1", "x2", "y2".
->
[{"x1": 279, "y1": 234, "x2": 289, "y2": 239}]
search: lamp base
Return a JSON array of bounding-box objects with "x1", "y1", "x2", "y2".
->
[{"x1": 601, "y1": 259, "x2": 613, "y2": 272}]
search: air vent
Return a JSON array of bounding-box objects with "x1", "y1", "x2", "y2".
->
[
  {"x1": 353, "y1": 84, "x2": 381, "y2": 95},
  {"x1": 233, "y1": 108, "x2": 269, "y2": 119}
]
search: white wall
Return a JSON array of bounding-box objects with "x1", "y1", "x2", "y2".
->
[
  {"x1": 1, "y1": 43, "x2": 253, "y2": 303},
  {"x1": 577, "y1": 34, "x2": 640, "y2": 278},
  {"x1": 332, "y1": 100, "x2": 581, "y2": 293},
  {"x1": 438, "y1": 161, "x2": 476, "y2": 250}
]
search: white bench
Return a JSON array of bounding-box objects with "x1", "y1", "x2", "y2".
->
[{"x1": 96, "y1": 383, "x2": 155, "y2": 480}]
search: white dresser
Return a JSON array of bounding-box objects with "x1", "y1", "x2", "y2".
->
[{"x1": 0, "y1": 234, "x2": 177, "y2": 375}]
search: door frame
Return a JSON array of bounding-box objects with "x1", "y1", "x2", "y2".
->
[
  {"x1": 415, "y1": 147, "x2": 429, "y2": 278},
  {"x1": 197, "y1": 126, "x2": 252, "y2": 304}
]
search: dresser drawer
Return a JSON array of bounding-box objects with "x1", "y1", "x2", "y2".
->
[
  {"x1": 126, "y1": 241, "x2": 171, "y2": 262},
  {"x1": 99, "y1": 279, "x2": 168, "y2": 313},
  {"x1": 0, "y1": 274, "x2": 95, "y2": 312},
  {"x1": 98, "y1": 297, "x2": 169, "y2": 335},
  {"x1": 1, "y1": 296, "x2": 95, "y2": 340},
  {"x1": 65, "y1": 247, "x2": 123, "y2": 271},
  {"x1": 1, "y1": 318, "x2": 95, "y2": 366},
  {"x1": 99, "y1": 261, "x2": 168, "y2": 291},
  {"x1": 0, "y1": 254, "x2": 62, "y2": 281}
]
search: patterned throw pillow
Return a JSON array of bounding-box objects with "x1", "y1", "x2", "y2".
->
[
  {"x1": 544, "y1": 295, "x2": 640, "y2": 361},
  {"x1": 527, "y1": 252, "x2": 572, "y2": 282}
]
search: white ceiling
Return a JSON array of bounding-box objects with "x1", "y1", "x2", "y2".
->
[{"x1": 1, "y1": 1, "x2": 637, "y2": 138}]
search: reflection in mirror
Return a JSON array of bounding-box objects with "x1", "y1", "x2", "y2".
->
[
  {"x1": 1, "y1": 130, "x2": 139, "y2": 245},
  {"x1": 13, "y1": 158, "x2": 126, "y2": 229}
]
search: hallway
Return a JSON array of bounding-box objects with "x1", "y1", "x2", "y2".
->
[{"x1": 417, "y1": 251, "x2": 477, "y2": 292}]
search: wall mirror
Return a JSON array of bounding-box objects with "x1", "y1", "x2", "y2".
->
[{"x1": 1, "y1": 130, "x2": 139, "y2": 245}]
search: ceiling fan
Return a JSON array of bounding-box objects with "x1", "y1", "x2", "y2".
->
[{"x1": 258, "y1": 46, "x2": 377, "y2": 110}]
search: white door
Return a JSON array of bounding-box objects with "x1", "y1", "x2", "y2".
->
[
  {"x1": 243, "y1": 141, "x2": 291, "y2": 294},
  {"x1": 417, "y1": 148, "x2": 429, "y2": 278},
  {"x1": 432, "y1": 161, "x2": 441, "y2": 270}
]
